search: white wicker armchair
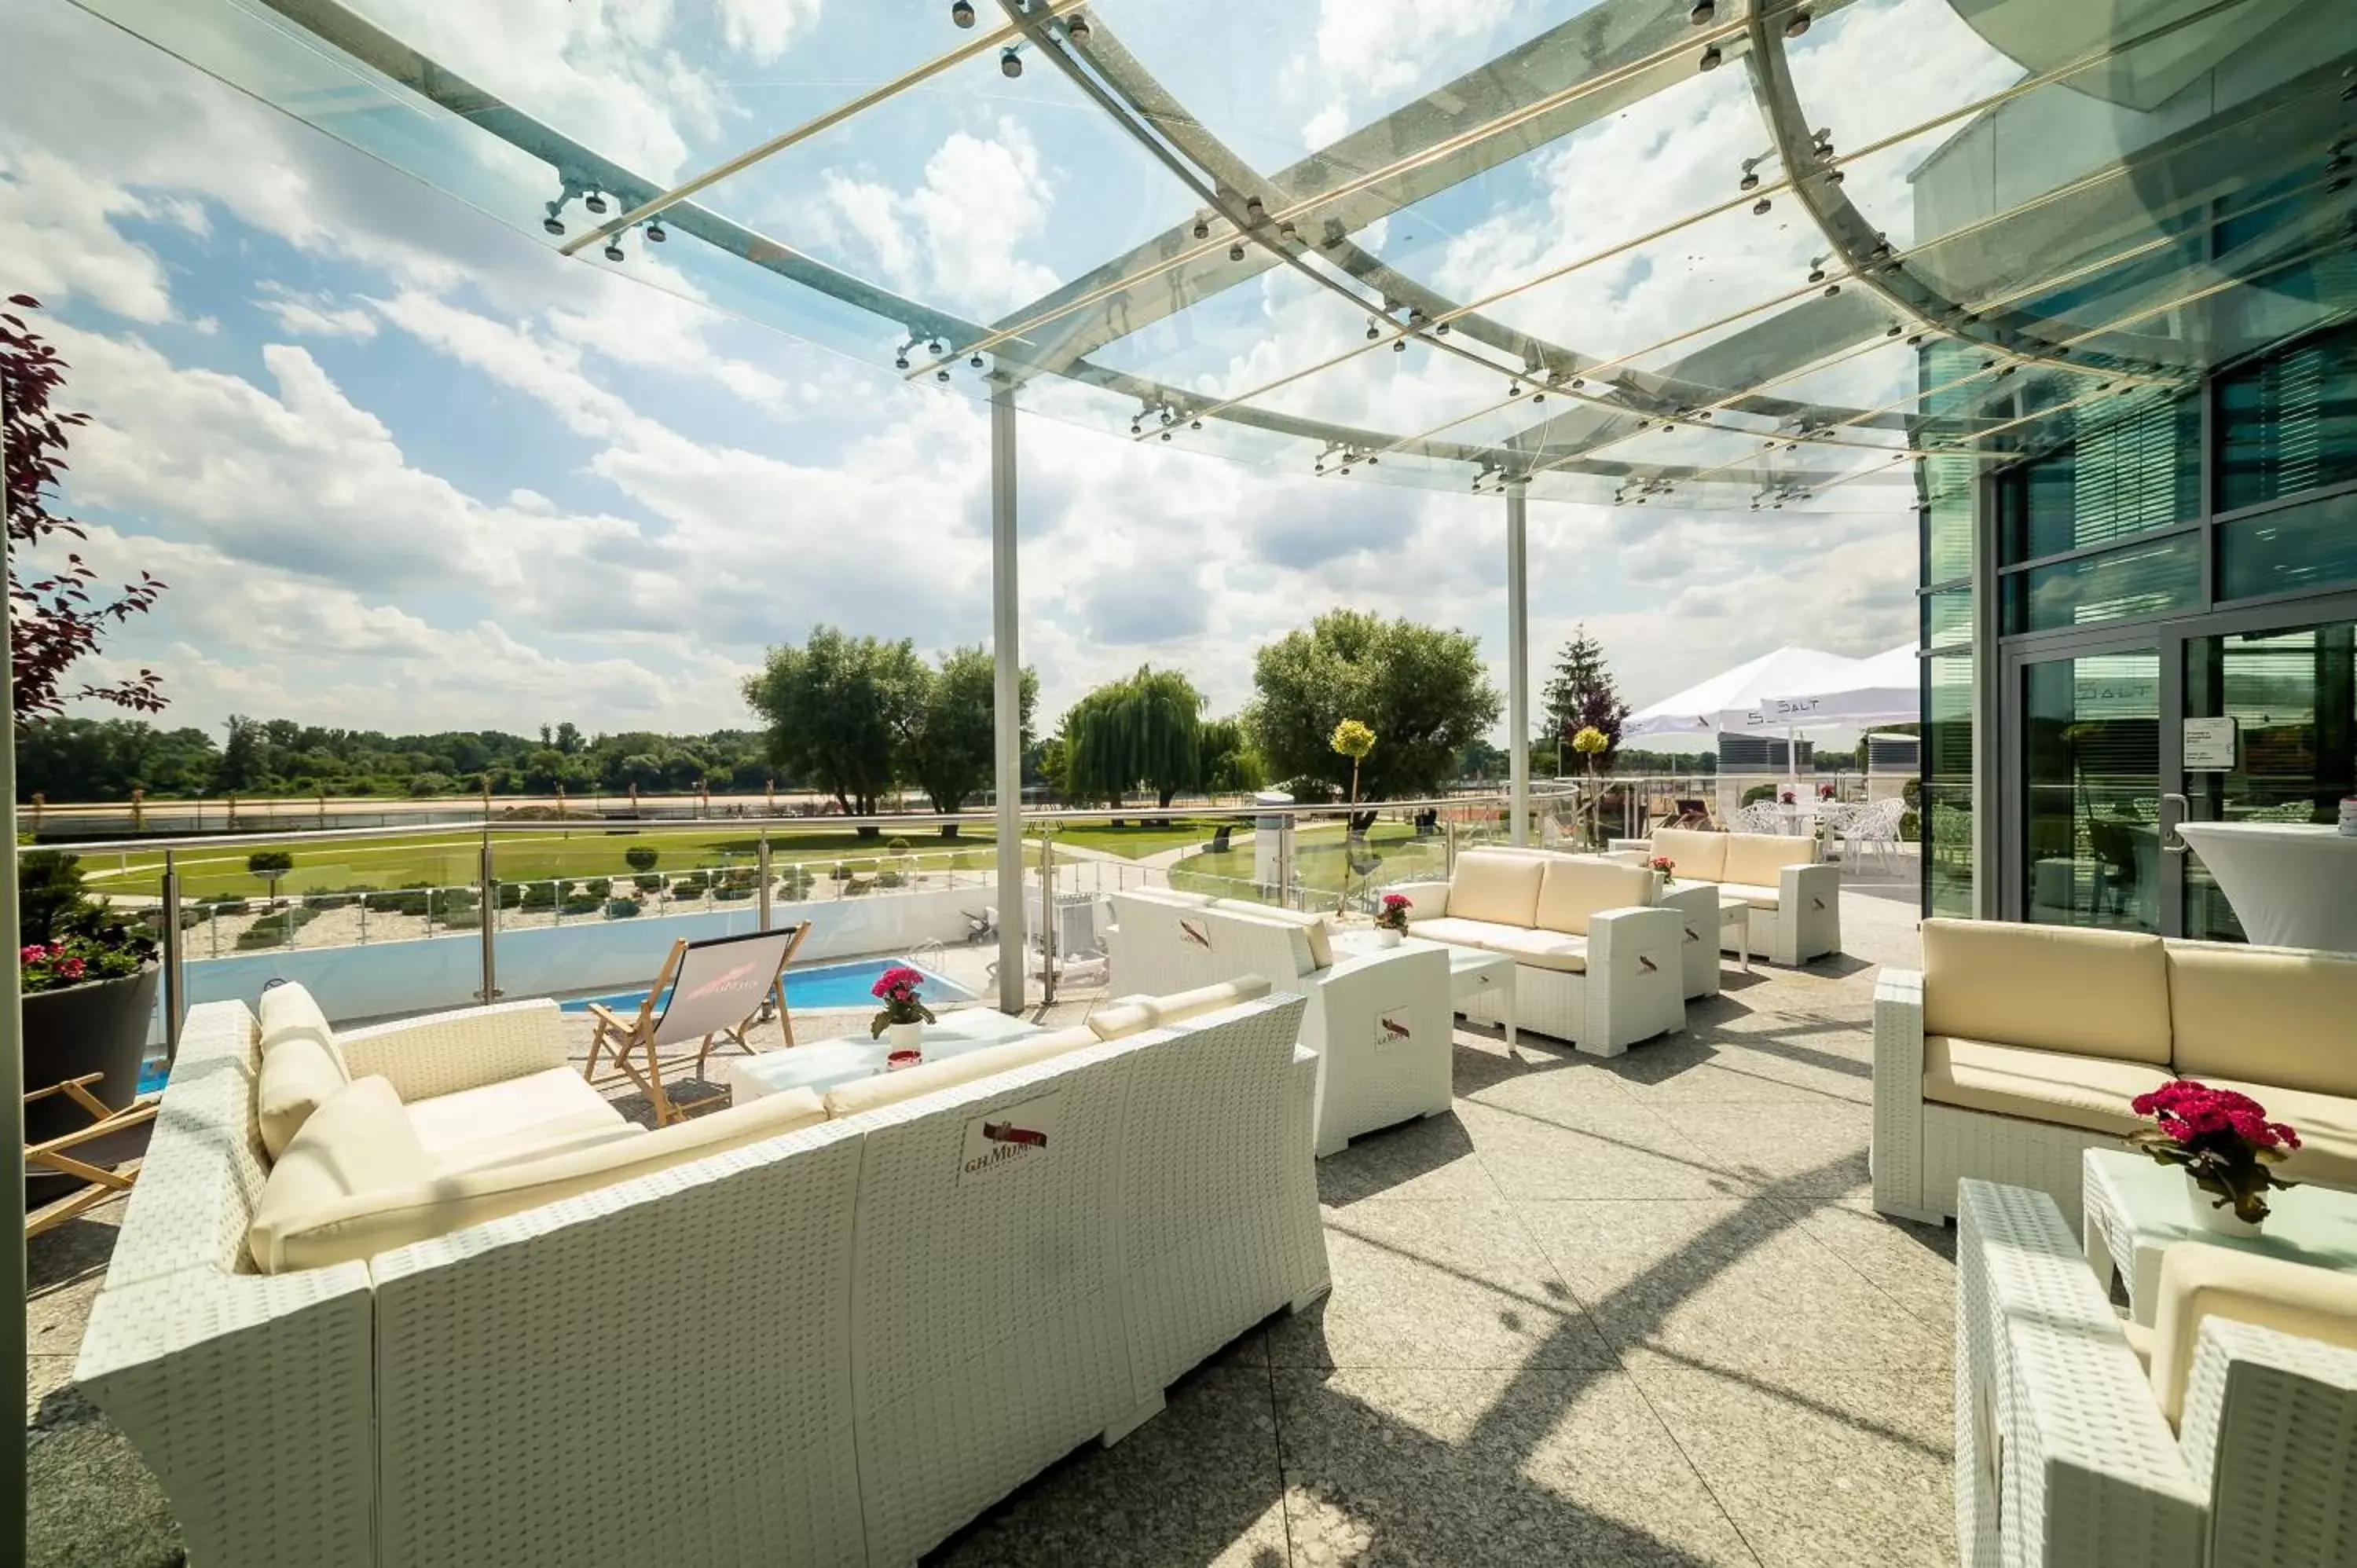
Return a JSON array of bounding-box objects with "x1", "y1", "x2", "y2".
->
[{"x1": 1956, "y1": 1179, "x2": 2357, "y2": 1568}]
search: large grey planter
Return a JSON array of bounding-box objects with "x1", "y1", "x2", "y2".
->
[{"x1": 24, "y1": 964, "x2": 159, "y2": 1205}]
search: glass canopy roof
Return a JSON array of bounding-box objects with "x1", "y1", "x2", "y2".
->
[{"x1": 68, "y1": 0, "x2": 2357, "y2": 511}]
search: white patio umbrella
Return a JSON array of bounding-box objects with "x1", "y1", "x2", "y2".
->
[
  {"x1": 1622, "y1": 646, "x2": 1865, "y2": 785},
  {"x1": 1728, "y1": 641, "x2": 1920, "y2": 729}
]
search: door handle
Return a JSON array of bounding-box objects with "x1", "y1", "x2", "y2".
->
[{"x1": 2158, "y1": 793, "x2": 2189, "y2": 855}]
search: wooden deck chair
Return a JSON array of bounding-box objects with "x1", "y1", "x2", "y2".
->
[
  {"x1": 583, "y1": 924, "x2": 808, "y2": 1125},
  {"x1": 24, "y1": 1073, "x2": 159, "y2": 1237}
]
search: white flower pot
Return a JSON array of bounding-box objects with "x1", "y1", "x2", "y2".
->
[
  {"x1": 887, "y1": 1020, "x2": 923, "y2": 1051},
  {"x1": 2187, "y1": 1175, "x2": 2260, "y2": 1236},
  {"x1": 1375, "y1": 928, "x2": 1403, "y2": 948}
]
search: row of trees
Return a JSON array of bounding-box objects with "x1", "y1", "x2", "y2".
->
[{"x1": 16, "y1": 716, "x2": 782, "y2": 802}]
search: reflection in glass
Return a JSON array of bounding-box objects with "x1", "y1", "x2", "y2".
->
[
  {"x1": 2000, "y1": 396, "x2": 2198, "y2": 564},
  {"x1": 2023, "y1": 652, "x2": 2160, "y2": 932},
  {"x1": 2216, "y1": 323, "x2": 2357, "y2": 512},
  {"x1": 2182, "y1": 621, "x2": 2357, "y2": 942},
  {"x1": 2006, "y1": 532, "x2": 2199, "y2": 633},
  {"x1": 2217, "y1": 490, "x2": 2357, "y2": 603},
  {"x1": 1923, "y1": 650, "x2": 1974, "y2": 918}
]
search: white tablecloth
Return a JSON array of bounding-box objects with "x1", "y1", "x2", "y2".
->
[{"x1": 2175, "y1": 822, "x2": 2357, "y2": 953}]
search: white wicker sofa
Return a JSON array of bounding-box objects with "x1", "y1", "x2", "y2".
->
[
  {"x1": 1380, "y1": 849, "x2": 1684, "y2": 1056},
  {"x1": 1483, "y1": 844, "x2": 1725, "y2": 1002},
  {"x1": 1873, "y1": 919, "x2": 2357, "y2": 1230},
  {"x1": 77, "y1": 980, "x2": 1327, "y2": 1568},
  {"x1": 1608, "y1": 825, "x2": 1841, "y2": 967},
  {"x1": 1104, "y1": 888, "x2": 1453, "y2": 1156},
  {"x1": 1956, "y1": 1179, "x2": 2357, "y2": 1567}
]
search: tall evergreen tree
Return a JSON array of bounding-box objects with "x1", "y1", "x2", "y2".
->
[{"x1": 1541, "y1": 626, "x2": 1629, "y2": 770}]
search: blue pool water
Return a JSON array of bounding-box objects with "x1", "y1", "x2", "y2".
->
[{"x1": 558, "y1": 956, "x2": 973, "y2": 1016}]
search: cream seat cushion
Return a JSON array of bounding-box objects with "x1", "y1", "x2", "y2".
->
[
  {"x1": 1532, "y1": 857, "x2": 1652, "y2": 937},
  {"x1": 1922, "y1": 1035, "x2": 2172, "y2": 1138},
  {"x1": 256, "y1": 1086, "x2": 827, "y2": 1273},
  {"x1": 256, "y1": 1034, "x2": 351, "y2": 1160},
  {"x1": 2146, "y1": 1242, "x2": 2357, "y2": 1427},
  {"x1": 1478, "y1": 928, "x2": 1588, "y2": 973},
  {"x1": 823, "y1": 1025, "x2": 1104, "y2": 1119},
  {"x1": 1651, "y1": 828, "x2": 1728, "y2": 885},
  {"x1": 1085, "y1": 975, "x2": 1275, "y2": 1042},
  {"x1": 2187, "y1": 1078, "x2": 2357, "y2": 1192},
  {"x1": 1136, "y1": 887, "x2": 1215, "y2": 908},
  {"x1": 1714, "y1": 882, "x2": 1782, "y2": 911},
  {"x1": 403, "y1": 1067, "x2": 632, "y2": 1165},
  {"x1": 1211, "y1": 899, "x2": 1335, "y2": 969},
  {"x1": 2166, "y1": 943, "x2": 2357, "y2": 1098},
  {"x1": 1921, "y1": 918, "x2": 2172, "y2": 1065},
  {"x1": 1410, "y1": 916, "x2": 1538, "y2": 951},
  {"x1": 1721, "y1": 833, "x2": 1820, "y2": 888},
  {"x1": 1446, "y1": 852, "x2": 1545, "y2": 927},
  {"x1": 258, "y1": 982, "x2": 343, "y2": 1070},
  {"x1": 249, "y1": 1075, "x2": 431, "y2": 1273}
]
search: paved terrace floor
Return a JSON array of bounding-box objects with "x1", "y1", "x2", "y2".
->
[{"x1": 27, "y1": 882, "x2": 1947, "y2": 1567}]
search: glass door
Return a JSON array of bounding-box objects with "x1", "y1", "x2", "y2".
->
[
  {"x1": 2179, "y1": 608, "x2": 2357, "y2": 941},
  {"x1": 2012, "y1": 646, "x2": 2165, "y2": 932}
]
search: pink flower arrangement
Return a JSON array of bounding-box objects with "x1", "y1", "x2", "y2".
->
[
  {"x1": 1375, "y1": 892, "x2": 1413, "y2": 934},
  {"x1": 1647, "y1": 855, "x2": 1675, "y2": 884},
  {"x1": 2129, "y1": 1079, "x2": 2301, "y2": 1224},
  {"x1": 1778, "y1": 786, "x2": 1797, "y2": 805},
  {"x1": 869, "y1": 965, "x2": 937, "y2": 1038},
  {"x1": 20, "y1": 936, "x2": 141, "y2": 995},
  {"x1": 1817, "y1": 782, "x2": 1836, "y2": 800}
]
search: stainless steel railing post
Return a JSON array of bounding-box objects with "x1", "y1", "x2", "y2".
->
[
  {"x1": 757, "y1": 833, "x2": 773, "y2": 931},
  {"x1": 161, "y1": 849, "x2": 185, "y2": 1063},
  {"x1": 476, "y1": 836, "x2": 500, "y2": 1002},
  {"x1": 1036, "y1": 826, "x2": 1056, "y2": 1009}
]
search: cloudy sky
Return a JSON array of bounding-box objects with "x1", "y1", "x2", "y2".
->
[{"x1": 5, "y1": 0, "x2": 1968, "y2": 749}]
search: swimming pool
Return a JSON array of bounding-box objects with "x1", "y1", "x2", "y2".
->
[{"x1": 556, "y1": 956, "x2": 975, "y2": 1016}]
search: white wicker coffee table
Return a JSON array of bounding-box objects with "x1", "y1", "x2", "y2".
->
[
  {"x1": 2080, "y1": 1147, "x2": 2357, "y2": 1325},
  {"x1": 717, "y1": 1007, "x2": 1045, "y2": 1101}
]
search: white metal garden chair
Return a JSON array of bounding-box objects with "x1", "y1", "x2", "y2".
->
[
  {"x1": 584, "y1": 924, "x2": 808, "y2": 1124},
  {"x1": 1838, "y1": 798, "x2": 1905, "y2": 875}
]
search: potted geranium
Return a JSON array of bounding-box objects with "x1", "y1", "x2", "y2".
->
[
  {"x1": 1373, "y1": 892, "x2": 1412, "y2": 946},
  {"x1": 1817, "y1": 782, "x2": 1836, "y2": 801},
  {"x1": 1648, "y1": 855, "x2": 1676, "y2": 885},
  {"x1": 2129, "y1": 1079, "x2": 2301, "y2": 1233},
  {"x1": 869, "y1": 965, "x2": 936, "y2": 1053},
  {"x1": 20, "y1": 850, "x2": 159, "y2": 1203},
  {"x1": 1778, "y1": 786, "x2": 1798, "y2": 806}
]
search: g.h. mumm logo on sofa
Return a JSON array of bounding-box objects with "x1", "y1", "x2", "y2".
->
[
  {"x1": 1178, "y1": 918, "x2": 1211, "y2": 949},
  {"x1": 959, "y1": 1088, "x2": 1064, "y2": 1185}
]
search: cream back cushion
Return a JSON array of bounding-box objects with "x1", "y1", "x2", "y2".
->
[
  {"x1": 255, "y1": 1034, "x2": 351, "y2": 1160},
  {"x1": 1721, "y1": 833, "x2": 1820, "y2": 888},
  {"x1": 821, "y1": 1027, "x2": 1104, "y2": 1119},
  {"x1": 249, "y1": 1075, "x2": 431, "y2": 1273},
  {"x1": 258, "y1": 982, "x2": 344, "y2": 1074},
  {"x1": 1085, "y1": 974, "x2": 1274, "y2": 1042},
  {"x1": 2146, "y1": 1242, "x2": 2357, "y2": 1427},
  {"x1": 256, "y1": 1087, "x2": 828, "y2": 1273},
  {"x1": 1650, "y1": 828, "x2": 1727, "y2": 884},
  {"x1": 1921, "y1": 918, "x2": 2172, "y2": 1064},
  {"x1": 2165, "y1": 943, "x2": 2357, "y2": 1097},
  {"x1": 1447, "y1": 852, "x2": 1545, "y2": 927},
  {"x1": 1532, "y1": 857, "x2": 1655, "y2": 936},
  {"x1": 1211, "y1": 900, "x2": 1334, "y2": 969}
]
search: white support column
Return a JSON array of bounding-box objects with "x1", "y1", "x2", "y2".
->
[
  {"x1": 991, "y1": 386, "x2": 1026, "y2": 1013},
  {"x1": 1507, "y1": 478, "x2": 1530, "y2": 846},
  {"x1": 1, "y1": 376, "x2": 24, "y2": 1533}
]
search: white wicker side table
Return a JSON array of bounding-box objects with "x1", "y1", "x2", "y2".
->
[{"x1": 2080, "y1": 1147, "x2": 2357, "y2": 1325}]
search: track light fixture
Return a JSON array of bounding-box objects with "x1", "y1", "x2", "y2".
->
[
  {"x1": 1278, "y1": 221, "x2": 1297, "y2": 240},
  {"x1": 1508, "y1": 381, "x2": 1521, "y2": 397},
  {"x1": 1908, "y1": 334, "x2": 1925, "y2": 346},
  {"x1": 646, "y1": 221, "x2": 667, "y2": 243},
  {"x1": 951, "y1": 0, "x2": 974, "y2": 24},
  {"x1": 1130, "y1": 419, "x2": 1142, "y2": 435},
  {"x1": 894, "y1": 349, "x2": 911, "y2": 370},
  {"x1": 1366, "y1": 319, "x2": 1381, "y2": 341},
  {"x1": 1689, "y1": 0, "x2": 1714, "y2": 22},
  {"x1": 1570, "y1": 376, "x2": 1585, "y2": 390},
  {"x1": 1160, "y1": 430, "x2": 1171, "y2": 441},
  {"x1": 1753, "y1": 196, "x2": 1772, "y2": 215},
  {"x1": 1393, "y1": 339, "x2": 1407, "y2": 353},
  {"x1": 603, "y1": 239, "x2": 625, "y2": 262},
  {"x1": 936, "y1": 369, "x2": 951, "y2": 382},
  {"x1": 1823, "y1": 283, "x2": 1839, "y2": 296},
  {"x1": 1886, "y1": 324, "x2": 1902, "y2": 338},
  {"x1": 1192, "y1": 216, "x2": 1210, "y2": 240},
  {"x1": 970, "y1": 354, "x2": 984, "y2": 368},
  {"x1": 1229, "y1": 242, "x2": 1245, "y2": 261},
  {"x1": 1435, "y1": 321, "x2": 1450, "y2": 335},
  {"x1": 1739, "y1": 159, "x2": 1760, "y2": 192},
  {"x1": 1806, "y1": 260, "x2": 1826, "y2": 284},
  {"x1": 1827, "y1": 168, "x2": 1846, "y2": 185},
  {"x1": 1000, "y1": 47, "x2": 1023, "y2": 77},
  {"x1": 543, "y1": 214, "x2": 566, "y2": 236},
  {"x1": 1065, "y1": 11, "x2": 1090, "y2": 43},
  {"x1": 584, "y1": 191, "x2": 608, "y2": 215},
  {"x1": 1244, "y1": 195, "x2": 1265, "y2": 223},
  {"x1": 1190, "y1": 418, "x2": 1201, "y2": 430},
  {"x1": 1787, "y1": 7, "x2": 1812, "y2": 37},
  {"x1": 1699, "y1": 42, "x2": 1722, "y2": 71}
]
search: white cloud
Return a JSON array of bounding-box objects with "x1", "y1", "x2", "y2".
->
[
  {"x1": 254, "y1": 288, "x2": 379, "y2": 340},
  {"x1": 0, "y1": 148, "x2": 175, "y2": 322},
  {"x1": 714, "y1": 0, "x2": 823, "y2": 64},
  {"x1": 816, "y1": 120, "x2": 1060, "y2": 317}
]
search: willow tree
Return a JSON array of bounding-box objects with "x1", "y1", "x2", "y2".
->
[{"x1": 1062, "y1": 665, "x2": 1204, "y2": 820}]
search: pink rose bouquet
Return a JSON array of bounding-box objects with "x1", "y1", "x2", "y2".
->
[
  {"x1": 869, "y1": 964, "x2": 937, "y2": 1039},
  {"x1": 1375, "y1": 892, "x2": 1413, "y2": 934},
  {"x1": 2129, "y1": 1079, "x2": 2301, "y2": 1224},
  {"x1": 1647, "y1": 855, "x2": 1675, "y2": 884}
]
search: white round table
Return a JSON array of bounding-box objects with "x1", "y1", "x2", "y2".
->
[{"x1": 2174, "y1": 821, "x2": 2357, "y2": 952}]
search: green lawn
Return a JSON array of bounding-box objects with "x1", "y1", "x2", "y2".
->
[
  {"x1": 1031, "y1": 817, "x2": 1244, "y2": 859},
  {"x1": 71, "y1": 825, "x2": 1000, "y2": 899},
  {"x1": 1168, "y1": 821, "x2": 1450, "y2": 901}
]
